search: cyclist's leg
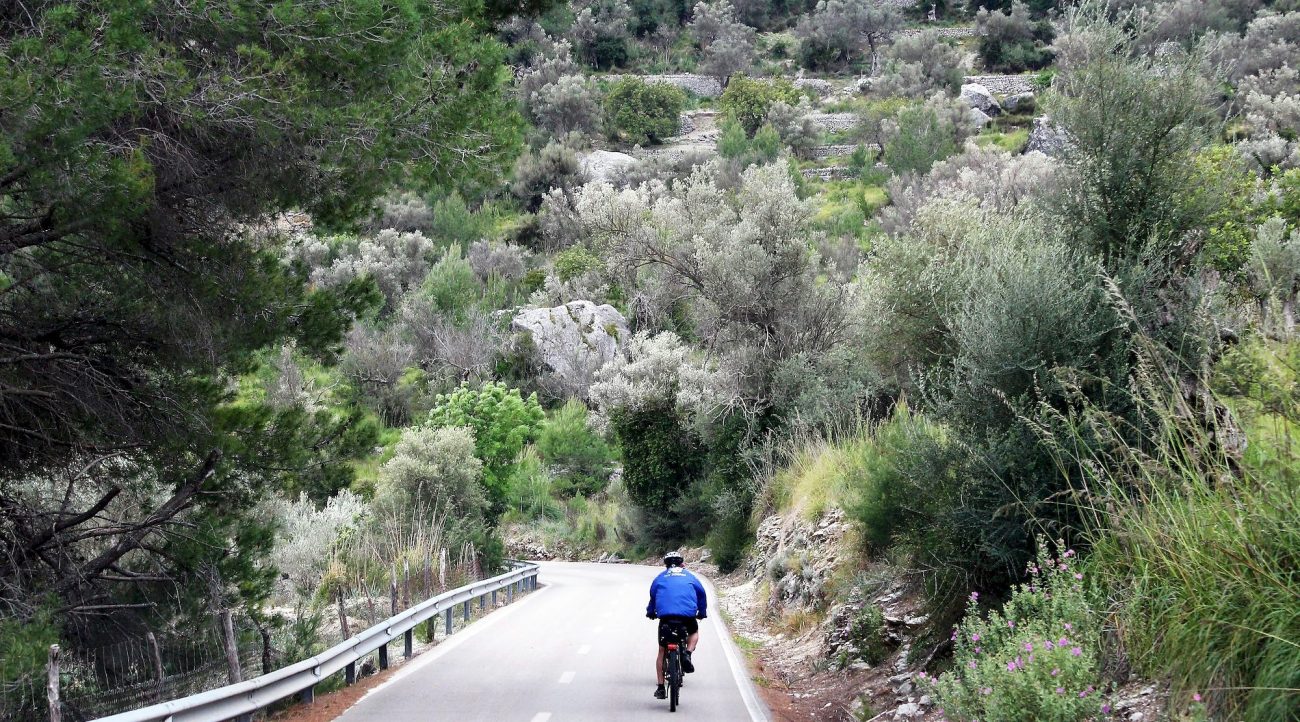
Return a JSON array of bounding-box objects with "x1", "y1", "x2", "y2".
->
[
  {"x1": 687, "y1": 630, "x2": 699, "y2": 653},
  {"x1": 656, "y1": 644, "x2": 666, "y2": 685}
]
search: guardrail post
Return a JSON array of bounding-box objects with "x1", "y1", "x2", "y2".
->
[
  {"x1": 462, "y1": 600, "x2": 470, "y2": 622},
  {"x1": 47, "y1": 644, "x2": 60, "y2": 722},
  {"x1": 378, "y1": 642, "x2": 389, "y2": 671},
  {"x1": 404, "y1": 628, "x2": 413, "y2": 658},
  {"x1": 444, "y1": 608, "x2": 452, "y2": 636},
  {"x1": 345, "y1": 661, "x2": 356, "y2": 686},
  {"x1": 508, "y1": 583, "x2": 514, "y2": 604},
  {"x1": 300, "y1": 684, "x2": 315, "y2": 704},
  {"x1": 479, "y1": 593, "x2": 486, "y2": 612}
]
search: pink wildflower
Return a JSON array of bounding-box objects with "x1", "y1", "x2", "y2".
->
[
  {"x1": 1008, "y1": 620, "x2": 1015, "y2": 629},
  {"x1": 1045, "y1": 640, "x2": 1055, "y2": 649},
  {"x1": 1051, "y1": 668, "x2": 1059, "y2": 677},
  {"x1": 1074, "y1": 573, "x2": 1083, "y2": 580},
  {"x1": 1079, "y1": 690, "x2": 1089, "y2": 698},
  {"x1": 1193, "y1": 693, "x2": 1202, "y2": 703},
  {"x1": 1007, "y1": 660, "x2": 1017, "y2": 672},
  {"x1": 1056, "y1": 687, "x2": 1065, "y2": 695},
  {"x1": 1102, "y1": 704, "x2": 1111, "y2": 715},
  {"x1": 1065, "y1": 549, "x2": 1075, "y2": 557},
  {"x1": 1071, "y1": 647, "x2": 1083, "y2": 657},
  {"x1": 968, "y1": 660, "x2": 977, "y2": 669},
  {"x1": 1058, "y1": 637, "x2": 1069, "y2": 647},
  {"x1": 981, "y1": 687, "x2": 991, "y2": 696},
  {"x1": 974, "y1": 647, "x2": 981, "y2": 654},
  {"x1": 970, "y1": 591, "x2": 979, "y2": 601},
  {"x1": 972, "y1": 633, "x2": 981, "y2": 642},
  {"x1": 1064, "y1": 623, "x2": 1072, "y2": 631},
  {"x1": 1025, "y1": 642, "x2": 1033, "y2": 652}
]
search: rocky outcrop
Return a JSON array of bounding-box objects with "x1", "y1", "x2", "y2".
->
[
  {"x1": 749, "y1": 509, "x2": 851, "y2": 613},
  {"x1": 1026, "y1": 115, "x2": 1071, "y2": 157},
  {"x1": 959, "y1": 83, "x2": 1002, "y2": 116},
  {"x1": 511, "y1": 301, "x2": 628, "y2": 390},
  {"x1": 579, "y1": 150, "x2": 639, "y2": 184},
  {"x1": 1003, "y1": 91, "x2": 1035, "y2": 114},
  {"x1": 898, "y1": 26, "x2": 976, "y2": 38}
]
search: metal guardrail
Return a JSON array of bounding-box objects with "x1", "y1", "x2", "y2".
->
[{"x1": 93, "y1": 562, "x2": 540, "y2": 722}]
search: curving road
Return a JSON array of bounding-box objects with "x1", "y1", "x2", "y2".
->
[{"x1": 335, "y1": 561, "x2": 768, "y2": 722}]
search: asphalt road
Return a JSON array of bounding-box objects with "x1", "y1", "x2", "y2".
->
[{"x1": 335, "y1": 561, "x2": 769, "y2": 722}]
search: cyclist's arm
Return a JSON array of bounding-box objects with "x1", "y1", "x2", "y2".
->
[
  {"x1": 693, "y1": 577, "x2": 707, "y2": 619},
  {"x1": 646, "y1": 578, "x2": 660, "y2": 618}
]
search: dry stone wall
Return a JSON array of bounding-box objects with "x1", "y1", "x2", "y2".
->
[
  {"x1": 603, "y1": 73, "x2": 723, "y2": 97},
  {"x1": 963, "y1": 74, "x2": 1037, "y2": 96}
]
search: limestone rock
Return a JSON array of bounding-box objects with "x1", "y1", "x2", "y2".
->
[
  {"x1": 794, "y1": 78, "x2": 833, "y2": 96},
  {"x1": 579, "y1": 150, "x2": 639, "y2": 184},
  {"x1": 894, "y1": 702, "x2": 923, "y2": 719},
  {"x1": 1026, "y1": 116, "x2": 1072, "y2": 157},
  {"x1": 511, "y1": 301, "x2": 629, "y2": 392},
  {"x1": 968, "y1": 106, "x2": 994, "y2": 129},
  {"x1": 960, "y1": 83, "x2": 1002, "y2": 116},
  {"x1": 1003, "y1": 91, "x2": 1036, "y2": 114}
]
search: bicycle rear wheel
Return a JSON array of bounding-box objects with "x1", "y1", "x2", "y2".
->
[{"x1": 668, "y1": 652, "x2": 681, "y2": 712}]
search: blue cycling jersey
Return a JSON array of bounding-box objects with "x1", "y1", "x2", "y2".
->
[{"x1": 647, "y1": 567, "x2": 707, "y2": 619}]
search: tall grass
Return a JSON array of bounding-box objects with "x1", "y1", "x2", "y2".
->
[{"x1": 1036, "y1": 334, "x2": 1300, "y2": 721}]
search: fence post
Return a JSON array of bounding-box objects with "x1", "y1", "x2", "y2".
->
[
  {"x1": 146, "y1": 632, "x2": 164, "y2": 703},
  {"x1": 46, "y1": 644, "x2": 60, "y2": 722},
  {"x1": 337, "y1": 589, "x2": 350, "y2": 640},
  {"x1": 390, "y1": 572, "x2": 398, "y2": 617},
  {"x1": 402, "y1": 559, "x2": 410, "y2": 610}
]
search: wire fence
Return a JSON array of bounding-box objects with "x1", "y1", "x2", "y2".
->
[{"x1": 2, "y1": 546, "x2": 495, "y2": 722}]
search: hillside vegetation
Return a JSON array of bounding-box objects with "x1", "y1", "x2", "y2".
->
[{"x1": 3, "y1": 0, "x2": 1300, "y2": 719}]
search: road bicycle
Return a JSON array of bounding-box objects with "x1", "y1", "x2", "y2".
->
[{"x1": 659, "y1": 619, "x2": 690, "y2": 712}]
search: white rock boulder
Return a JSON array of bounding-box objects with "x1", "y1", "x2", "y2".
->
[
  {"x1": 1026, "y1": 115, "x2": 1071, "y2": 157},
  {"x1": 579, "y1": 150, "x2": 640, "y2": 184},
  {"x1": 960, "y1": 83, "x2": 1002, "y2": 116},
  {"x1": 511, "y1": 301, "x2": 629, "y2": 392}
]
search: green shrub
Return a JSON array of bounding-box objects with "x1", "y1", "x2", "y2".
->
[
  {"x1": 505, "y1": 446, "x2": 563, "y2": 521},
  {"x1": 882, "y1": 104, "x2": 960, "y2": 176},
  {"x1": 554, "y1": 246, "x2": 602, "y2": 282},
  {"x1": 849, "y1": 603, "x2": 891, "y2": 665},
  {"x1": 537, "y1": 400, "x2": 615, "y2": 497},
  {"x1": 718, "y1": 74, "x2": 802, "y2": 136},
  {"x1": 428, "y1": 381, "x2": 544, "y2": 519},
  {"x1": 1067, "y1": 338, "x2": 1300, "y2": 721},
  {"x1": 927, "y1": 540, "x2": 1105, "y2": 722},
  {"x1": 0, "y1": 611, "x2": 57, "y2": 681},
  {"x1": 419, "y1": 245, "x2": 480, "y2": 320},
  {"x1": 603, "y1": 78, "x2": 686, "y2": 145}
]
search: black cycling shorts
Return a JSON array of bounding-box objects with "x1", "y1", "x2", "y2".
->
[{"x1": 657, "y1": 615, "x2": 698, "y2": 645}]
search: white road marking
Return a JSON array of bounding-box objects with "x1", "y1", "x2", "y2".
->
[
  {"x1": 577, "y1": 644, "x2": 591, "y2": 655},
  {"x1": 593, "y1": 625, "x2": 604, "y2": 633},
  {"x1": 530, "y1": 714, "x2": 552, "y2": 722},
  {"x1": 558, "y1": 670, "x2": 576, "y2": 684}
]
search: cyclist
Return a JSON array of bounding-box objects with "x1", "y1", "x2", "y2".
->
[{"x1": 645, "y1": 550, "x2": 707, "y2": 699}]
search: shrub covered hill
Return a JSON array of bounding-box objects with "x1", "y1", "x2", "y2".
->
[{"x1": 2, "y1": 0, "x2": 1299, "y2": 720}]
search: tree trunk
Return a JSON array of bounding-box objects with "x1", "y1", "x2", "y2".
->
[{"x1": 221, "y1": 609, "x2": 242, "y2": 684}]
